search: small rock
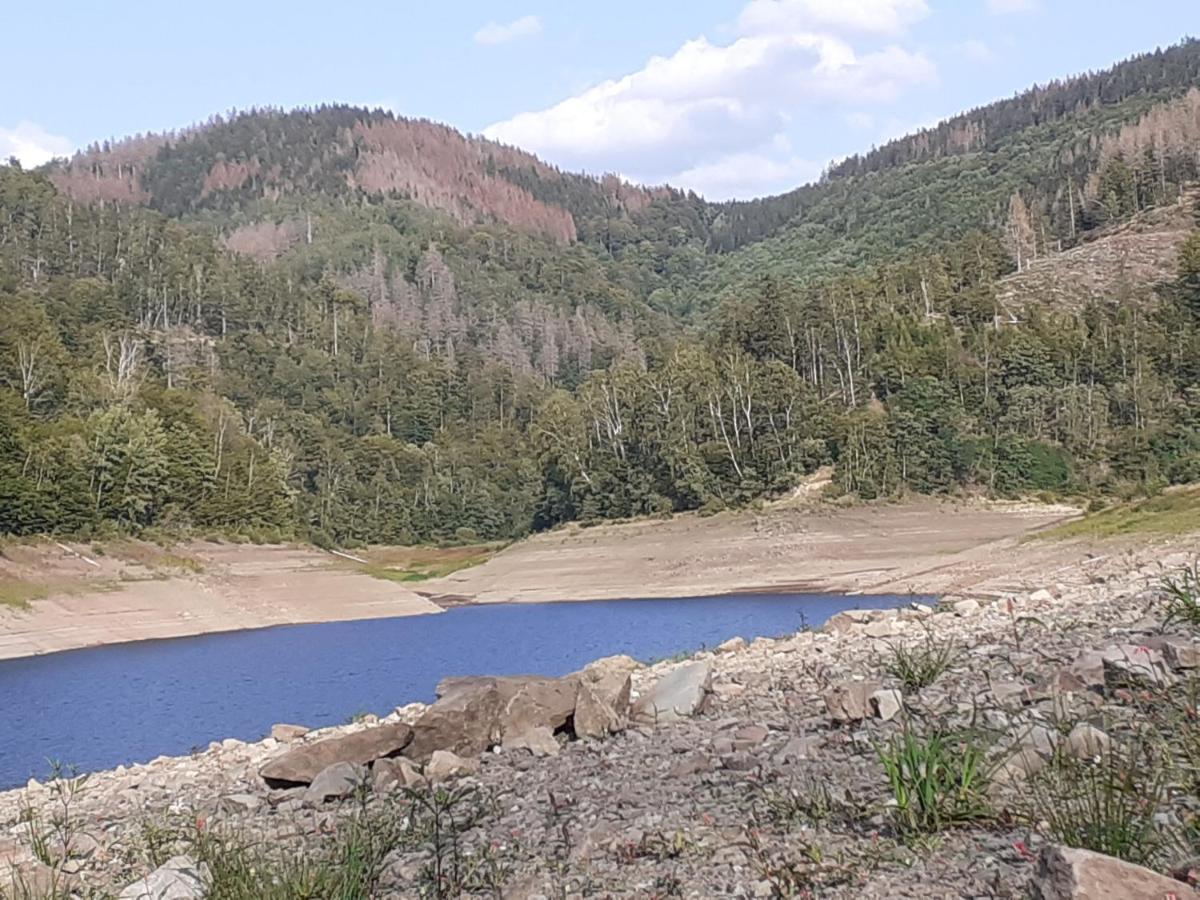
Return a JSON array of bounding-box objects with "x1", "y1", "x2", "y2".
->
[
  {"x1": 716, "y1": 636, "x2": 748, "y2": 654},
  {"x1": 425, "y1": 750, "x2": 480, "y2": 782},
  {"x1": 217, "y1": 793, "x2": 262, "y2": 816},
  {"x1": 270, "y1": 723, "x2": 310, "y2": 742},
  {"x1": 373, "y1": 757, "x2": 426, "y2": 792},
  {"x1": 824, "y1": 681, "x2": 882, "y2": 724},
  {"x1": 953, "y1": 598, "x2": 981, "y2": 616},
  {"x1": 732, "y1": 725, "x2": 769, "y2": 751},
  {"x1": 1029, "y1": 588, "x2": 1055, "y2": 603},
  {"x1": 774, "y1": 735, "x2": 822, "y2": 763},
  {"x1": 1101, "y1": 644, "x2": 1176, "y2": 690},
  {"x1": 1031, "y1": 845, "x2": 1199, "y2": 899},
  {"x1": 668, "y1": 753, "x2": 713, "y2": 777},
  {"x1": 871, "y1": 689, "x2": 904, "y2": 722},
  {"x1": 502, "y1": 726, "x2": 561, "y2": 757}
]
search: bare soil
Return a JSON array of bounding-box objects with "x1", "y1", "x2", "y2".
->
[{"x1": 420, "y1": 498, "x2": 1083, "y2": 604}]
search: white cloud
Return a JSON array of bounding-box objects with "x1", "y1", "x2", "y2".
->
[
  {"x1": 675, "y1": 145, "x2": 823, "y2": 200},
  {"x1": 739, "y1": 0, "x2": 930, "y2": 36},
  {"x1": 986, "y1": 0, "x2": 1038, "y2": 13},
  {"x1": 959, "y1": 39, "x2": 997, "y2": 63},
  {"x1": 484, "y1": 2, "x2": 936, "y2": 198},
  {"x1": 844, "y1": 111, "x2": 876, "y2": 130},
  {"x1": 0, "y1": 122, "x2": 72, "y2": 168},
  {"x1": 474, "y1": 15, "x2": 542, "y2": 46}
]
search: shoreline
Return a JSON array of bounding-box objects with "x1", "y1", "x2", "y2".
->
[
  {"x1": 2, "y1": 535, "x2": 1197, "y2": 896},
  {"x1": 0, "y1": 499, "x2": 1078, "y2": 662}
]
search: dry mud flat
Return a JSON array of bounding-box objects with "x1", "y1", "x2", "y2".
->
[
  {"x1": 0, "y1": 543, "x2": 439, "y2": 661},
  {"x1": 0, "y1": 500, "x2": 1077, "y2": 660},
  {"x1": 422, "y1": 499, "x2": 1082, "y2": 604}
]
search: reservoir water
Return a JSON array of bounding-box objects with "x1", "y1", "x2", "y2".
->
[{"x1": 0, "y1": 592, "x2": 914, "y2": 789}]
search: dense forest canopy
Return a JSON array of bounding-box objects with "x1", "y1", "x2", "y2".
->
[{"x1": 3, "y1": 40, "x2": 1200, "y2": 546}]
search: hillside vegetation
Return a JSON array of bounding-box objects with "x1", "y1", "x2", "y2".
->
[{"x1": 3, "y1": 41, "x2": 1200, "y2": 546}]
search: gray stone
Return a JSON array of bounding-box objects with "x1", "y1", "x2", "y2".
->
[
  {"x1": 1031, "y1": 845, "x2": 1199, "y2": 899},
  {"x1": 118, "y1": 855, "x2": 209, "y2": 900},
  {"x1": 425, "y1": 750, "x2": 480, "y2": 782},
  {"x1": 303, "y1": 762, "x2": 364, "y2": 804},
  {"x1": 871, "y1": 688, "x2": 904, "y2": 721},
  {"x1": 632, "y1": 661, "x2": 713, "y2": 724},
  {"x1": 260, "y1": 722, "x2": 412, "y2": 786},
  {"x1": 1029, "y1": 588, "x2": 1055, "y2": 603}
]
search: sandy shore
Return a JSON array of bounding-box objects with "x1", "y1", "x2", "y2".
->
[
  {"x1": 0, "y1": 499, "x2": 1082, "y2": 661},
  {"x1": 0, "y1": 542, "x2": 440, "y2": 661}
]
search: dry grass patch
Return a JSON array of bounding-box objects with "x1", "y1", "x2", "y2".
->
[
  {"x1": 355, "y1": 544, "x2": 505, "y2": 584},
  {"x1": 1033, "y1": 487, "x2": 1200, "y2": 540}
]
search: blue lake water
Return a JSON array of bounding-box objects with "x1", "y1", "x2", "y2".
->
[{"x1": 0, "y1": 592, "x2": 913, "y2": 789}]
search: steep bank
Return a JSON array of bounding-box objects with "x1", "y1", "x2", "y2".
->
[
  {"x1": 2, "y1": 532, "x2": 1199, "y2": 897},
  {"x1": 0, "y1": 501, "x2": 1075, "y2": 661}
]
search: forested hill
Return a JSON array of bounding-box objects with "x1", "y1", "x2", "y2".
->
[{"x1": 3, "y1": 40, "x2": 1200, "y2": 547}]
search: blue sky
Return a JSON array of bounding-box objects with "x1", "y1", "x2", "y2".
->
[{"x1": 2, "y1": 1, "x2": 1195, "y2": 199}]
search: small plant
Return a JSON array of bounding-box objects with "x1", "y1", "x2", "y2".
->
[
  {"x1": 885, "y1": 627, "x2": 960, "y2": 691},
  {"x1": 748, "y1": 775, "x2": 849, "y2": 829},
  {"x1": 403, "y1": 783, "x2": 508, "y2": 898},
  {"x1": 740, "y1": 828, "x2": 862, "y2": 897},
  {"x1": 1024, "y1": 738, "x2": 1171, "y2": 867},
  {"x1": 876, "y1": 725, "x2": 992, "y2": 835},
  {"x1": 1162, "y1": 562, "x2": 1200, "y2": 633}
]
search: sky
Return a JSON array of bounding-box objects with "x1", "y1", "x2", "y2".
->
[{"x1": 2, "y1": 1, "x2": 1195, "y2": 200}]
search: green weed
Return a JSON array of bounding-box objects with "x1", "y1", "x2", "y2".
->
[{"x1": 876, "y1": 726, "x2": 992, "y2": 835}]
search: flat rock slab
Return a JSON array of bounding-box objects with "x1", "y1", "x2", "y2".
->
[
  {"x1": 260, "y1": 722, "x2": 412, "y2": 786},
  {"x1": 118, "y1": 855, "x2": 209, "y2": 900},
  {"x1": 633, "y1": 661, "x2": 712, "y2": 724}
]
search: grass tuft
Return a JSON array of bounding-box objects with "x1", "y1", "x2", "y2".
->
[
  {"x1": 884, "y1": 627, "x2": 960, "y2": 691},
  {"x1": 876, "y1": 725, "x2": 992, "y2": 836}
]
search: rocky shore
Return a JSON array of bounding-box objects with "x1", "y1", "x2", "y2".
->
[{"x1": 5, "y1": 537, "x2": 1200, "y2": 898}]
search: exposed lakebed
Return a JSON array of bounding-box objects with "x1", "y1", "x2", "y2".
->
[{"x1": 0, "y1": 592, "x2": 914, "y2": 788}]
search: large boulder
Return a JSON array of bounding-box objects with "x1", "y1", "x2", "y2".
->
[
  {"x1": 1031, "y1": 845, "x2": 1198, "y2": 899},
  {"x1": 632, "y1": 661, "x2": 712, "y2": 724},
  {"x1": 260, "y1": 722, "x2": 413, "y2": 787},
  {"x1": 407, "y1": 675, "x2": 576, "y2": 761},
  {"x1": 118, "y1": 856, "x2": 210, "y2": 900}
]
